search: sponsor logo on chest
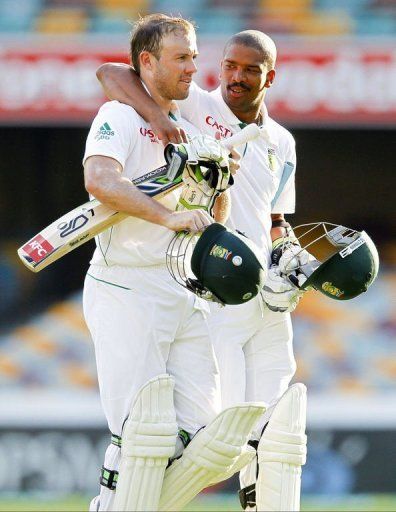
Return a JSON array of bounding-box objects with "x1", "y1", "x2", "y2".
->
[
  {"x1": 205, "y1": 116, "x2": 233, "y2": 138},
  {"x1": 139, "y1": 127, "x2": 160, "y2": 144}
]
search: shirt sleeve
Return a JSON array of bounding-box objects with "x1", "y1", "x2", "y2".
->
[
  {"x1": 83, "y1": 101, "x2": 136, "y2": 169},
  {"x1": 176, "y1": 81, "x2": 206, "y2": 125},
  {"x1": 271, "y1": 134, "x2": 297, "y2": 214}
]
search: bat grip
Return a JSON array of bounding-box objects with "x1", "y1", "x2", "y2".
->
[{"x1": 221, "y1": 123, "x2": 261, "y2": 150}]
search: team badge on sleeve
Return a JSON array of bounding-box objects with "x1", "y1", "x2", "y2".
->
[{"x1": 267, "y1": 148, "x2": 279, "y2": 172}]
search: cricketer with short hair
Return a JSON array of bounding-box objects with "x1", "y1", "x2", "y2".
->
[
  {"x1": 97, "y1": 25, "x2": 309, "y2": 511},
  {"x1": 84, "y1": 14, "x2": 265, "y2": 512}
]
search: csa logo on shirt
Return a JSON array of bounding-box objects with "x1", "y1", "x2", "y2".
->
[
  {"x1": 95, "y1": 122, "x2": 115, "y2": 141},
  {"x1": 268, "y1": 148, "x2": 279, "y2": 172}
]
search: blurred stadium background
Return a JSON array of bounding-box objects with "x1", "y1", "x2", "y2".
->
[{"x1": 0, "y1": 0, "x2": 396, "y2": 510}]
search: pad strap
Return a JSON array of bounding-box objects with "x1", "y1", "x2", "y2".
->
[
  {"x1": 111, "y1": 430, "x2": 188, "y2": 450},
  {"x1": 111, "y1": 433, "x2": 122, "y2": 448},
  {"x1": 239, "y1": 484, "x2": 256, "y2": 509},
  {"x1": 100, "y1": 466, "x2": 118, "y2": 490},
  {"x1": 271, "y1": 219, "x2": 290, "y2": 229},
  {"x1": 178, "y1": 429, "x2": 191, "y2": 449}
]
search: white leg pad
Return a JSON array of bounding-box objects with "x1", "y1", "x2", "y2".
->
[
  {"x1": 89, "y1": 495, "x2": 100, "y2": 512},
  {"x1": 112, "y1": 374, "x2": 178, "y2": 512},
  {"x1": 256, "y1": 383, "x2": 307, "y2": 512},
  {"x1": 159, "y1": 402, "x2": 266, "y2": 511},
  {"x1": 209, "y1": 443, "x2": 257, "y2": 486}
]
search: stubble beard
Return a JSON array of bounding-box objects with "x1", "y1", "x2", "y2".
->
[{"x1": 154, "y1": 70, "x2": 188, "y2": 102}]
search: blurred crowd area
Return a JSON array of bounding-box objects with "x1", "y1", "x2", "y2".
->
[
  {"x1": 1, "y1": 0, "x2": 396, "y2": 36},
  {"x1": 0, "y1": 272, "x2": 395, "y2": 398}
]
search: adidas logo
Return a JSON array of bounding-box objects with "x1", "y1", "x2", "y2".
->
[{"x1": 95, "y1": 122, "x2": 115, "y2": 140}]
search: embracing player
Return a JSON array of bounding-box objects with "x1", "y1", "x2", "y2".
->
[
  {"x1": 84, "y1": 15, "x2": 266, "y2": 512},
  {"x1": 97, "y1": 28, "x2": 307, "y2": 511}
]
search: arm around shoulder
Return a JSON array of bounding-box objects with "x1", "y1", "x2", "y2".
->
[{"x1": 96, "y1": 62, "x2": 185, "y2": 145}]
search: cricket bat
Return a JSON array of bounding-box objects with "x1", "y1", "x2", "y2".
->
[{"x1": 18, "y1": 124, "x2": 262, "y2": 272}]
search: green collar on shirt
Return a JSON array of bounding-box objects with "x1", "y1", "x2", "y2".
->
[{"x1": 169, "y1": 112, "x2": 177, "y2": 121}]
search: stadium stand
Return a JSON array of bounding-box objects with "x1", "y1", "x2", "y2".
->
[
  {"x1": 0, "y1": 0, "x2": 44, "y2": 33},
  {"x1": 0, "y1": 273, "x2": 395, "y2": 395},
  {"x1": 0, "y1": 292, "x2": 97, "y2": 390},
  {"x1": 0, "y1": 0, "x2": 395, "y2": 35}
]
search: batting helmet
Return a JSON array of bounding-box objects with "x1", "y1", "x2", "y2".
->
[
  {"x1": 283, "y1": 222, "x2": 379, "y2": 300},
  {"x1": 166, "y1": 223, "x2": 267, "y2": 305}
]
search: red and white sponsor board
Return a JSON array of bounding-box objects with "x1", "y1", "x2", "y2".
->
[{"x1": 0, "y1": 38, "x2": 395, "y2": 126}]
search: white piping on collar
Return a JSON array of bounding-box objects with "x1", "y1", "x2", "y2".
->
[{"x1": 169, "y1": 100, "x2": 181, "y2": 120}]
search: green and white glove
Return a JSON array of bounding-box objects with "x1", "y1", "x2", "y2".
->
[
  {"x1": 262, "y1": 266, "x2": 305, "y2": 313},
  {"x1": 185, "y1": 134, "x2": 231, "y2": 170},
  {"x1": 164, "y1": 134, "x2": 233, "y2": 215},
  {"x1": 271, "y1": 236, "x2": 318, "y2": 288}
]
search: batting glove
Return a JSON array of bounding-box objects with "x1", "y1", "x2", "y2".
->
[
  {"x1": 187, "y1": 135, "x2": 234, "y2": 193},
  {"x1": 186, "y1": 134, "x2": 231, "y2": 170},
  {"x1": 261, "y1": 266, "x2": 305, "y2": 313},
  {"x1": 178, "y1": 166, "x2": 233, "y2": 214},
  {"x1": 168, "y1": 135, "x2": 235, "y2": 215},
  {"x1": 278, "y1": 246, "x2": 321, "y2": 290}
]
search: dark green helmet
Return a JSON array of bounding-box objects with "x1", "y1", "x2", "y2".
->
[
  {"x1": 292, "y1": 223, "x2": 379, "y2": 300},
  {"x1": 166, "y1": 223, "x2": 267, "y2": 305}
]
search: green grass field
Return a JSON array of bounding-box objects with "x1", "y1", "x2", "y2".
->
[{"x1": 1, "y1": 493, "x2": 396, "y2": 511}]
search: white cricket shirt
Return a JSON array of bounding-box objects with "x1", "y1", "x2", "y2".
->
[
  {"x1": 83, "y1": 100, "x2": 199, "y2": 267},
  {"x1": 177, "y1": 83, "x2": 296, "y2": 266}
]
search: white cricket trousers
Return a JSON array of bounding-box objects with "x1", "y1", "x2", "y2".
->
[
  {"x1": 83, "y1": 264, "x2": 220, "y2": 511},
  {"x1": 210, "y1": 294, "x2": 296, "y2": 440}
]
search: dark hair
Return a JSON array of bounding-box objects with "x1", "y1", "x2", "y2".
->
[
  {"x1": 130, "y1": 13, "x2": 195, "y2": 75},
  {"x1": 223, "y1": 30, "x2": 277, "y2": 68}
]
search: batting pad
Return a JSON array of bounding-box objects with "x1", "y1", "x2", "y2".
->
[
  {"x1": 112, "y1": 374, "x2": 178, "y2": 512},
  {"x1": 256, "y1": 383, "x2": 307, "y2": 512},
  {"x1": 209, "y1": 443, "x2": 257, "y2": 486},
  {"x1": 159, "y1": 403, "x2": 266, "y2": 511}
]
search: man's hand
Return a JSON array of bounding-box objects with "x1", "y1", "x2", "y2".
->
[
  {"x1": 163, "y1": 209, "x2": 214, "y2": 233},
  {"x1": 165, "y1": 134, "x2": 237, "y2": 216},
  {"x1": 261, "y1": 266, "x2": 305, "y2": 313},
  {"x1": 278, "y1": 244, "x2": 317, "y2": 282},
  {"x1": 214, "y1": 131, "x2": 240, "y2": 175},
  {"x1": 176, "y1": 162, "x2": 231, "y2": 216},
  {"x1": 228, "y1": 147, "x2": 241, "y2": 175},
  {"x1": 151, "y1": 112, "x2": 188, "y2": 145},
  {"x1": 187, "y1": 134, "x2": 232, "y2": 170}
]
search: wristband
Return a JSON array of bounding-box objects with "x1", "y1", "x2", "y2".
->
[{"x1": 271, "y1": 219, "x2": 290, "y2": 229}]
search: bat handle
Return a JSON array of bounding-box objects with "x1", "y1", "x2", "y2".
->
[{"x1": 222, "y1": 123, "x2": 262, "y2": 150}]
